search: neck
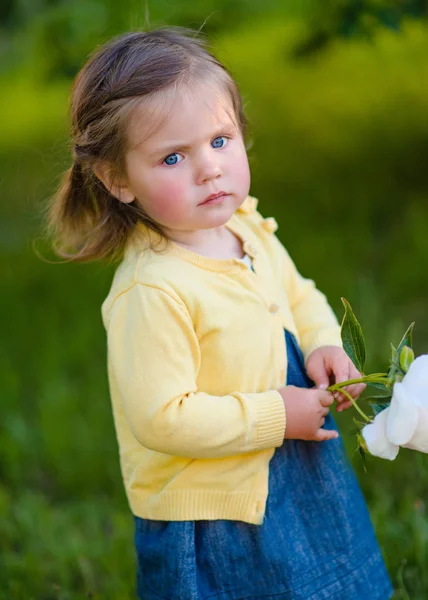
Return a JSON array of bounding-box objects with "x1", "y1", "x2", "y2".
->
[{"x1": 164, "y1": 225, "x2": 244, "y2": 260}]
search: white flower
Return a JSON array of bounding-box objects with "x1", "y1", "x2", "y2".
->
[
  {"x1": 362, "y1": 407, "x2": 399, "y2": 460},
  {"x1": 362, "y1": 355, "x2": 428, "y2": 459}
]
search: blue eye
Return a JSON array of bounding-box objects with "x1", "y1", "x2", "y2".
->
[
  {"x1": 211, "y1": 136, "x2": 228, "y2": 149},
  {"x1": 163, "y1": 153, "x2": 182, "y2": 166}
]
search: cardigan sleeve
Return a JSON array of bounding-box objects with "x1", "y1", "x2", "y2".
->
[
  {"x1": 237, "y1": 197, "x2": 342, "y2": 361},
  {"x1": 105, "y1": 283, "x2": 286, "y2": 459},
  {"x1": 279, "y1": 244, "x2": 343, "y2": 360}
]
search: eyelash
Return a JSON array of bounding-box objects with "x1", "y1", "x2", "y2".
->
[{"x1": 162, "y1": 135, "x2": 231, "y2": 166}]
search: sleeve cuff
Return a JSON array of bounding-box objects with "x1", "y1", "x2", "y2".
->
[{"x1": 243, "y1": 390, "x2": 286, "y2": 450}]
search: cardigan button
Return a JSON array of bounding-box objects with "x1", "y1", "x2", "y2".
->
[
  {"x1": 269, "y1": 303, "x2": 280, "y2": 314},
  {"x1": 243, "y1": 241, "x2": 257, "y2": 256},
  {"x1": 261, "y1": 217, "x2": 278, "y2": 233}
]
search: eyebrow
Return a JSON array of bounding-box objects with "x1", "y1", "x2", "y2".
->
[{"x1": 148, "y1": 124, "x2": 237, "y2": 158}]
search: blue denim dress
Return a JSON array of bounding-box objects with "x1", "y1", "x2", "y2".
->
[{"x1": 134, "y1": 331, "x2": 393, "y2": 600}]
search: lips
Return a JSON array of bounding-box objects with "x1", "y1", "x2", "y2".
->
[{"x1": 199, "y1": 191, "x2": 228, "y2": 205}]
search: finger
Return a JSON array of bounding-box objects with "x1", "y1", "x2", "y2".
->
[
  {"x1": 346, "y1": 382, "x2": 366, "y2": 399},
  {"x1": 336, "y1": 382, "x2": 366, "y2": 408},
  {"x1": 341, "y1": 385, "x2": 357, "y2": 400},
  {"x1": 336, "y1": 400, "x2": 353, "y2": 412},
  {"x1": 329, "y1": 368, "x2": 350, "y2": 402},
  {"x1": 313, "y1": 428, "x2": 339, "y2": 442},
  {"x1": 319, "y1": 417, "x2": 325, "y2": 427},
  {"x1": 319, "y1": 392, "x2": 334, "y2": 407},
  {"x1": 340, "y1": 360, "x2": 359, "y2": 401},
  {"x1": 306, "y1": 356, "x2": 330, "y2": 390},
  {"x1": 334, "y1": 368, "x2": 351, "y2": 387},
  {"x1": 340, "y1": 365, "x2": 366, "y2": 399},
  {"x1": 321, "y1": 406, "x2": 330, "y2": 417},
  {"x1": 349, "y1": 365, "x2": 365, "y2": 380},
  {"x1": 335, "y1": 388, "x2": 352, "y2": 403}
]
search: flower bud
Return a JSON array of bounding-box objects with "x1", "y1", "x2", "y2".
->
[{"x1": 400, "y1": 346, "x2": 415, "y2": 373}]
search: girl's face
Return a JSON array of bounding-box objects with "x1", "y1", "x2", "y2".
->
[{"x1": 120, "y1": 84, "x2": 251, "y2": 237}]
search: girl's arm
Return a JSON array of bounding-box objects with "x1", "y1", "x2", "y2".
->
[
  {"x1": 272, "y1": 233, "x2": 365, "y2": 407},
  {"x1": 278, "y1": 243, "x2": 342, "y2": 360},
  {"x1": 239, "y1": 198, "x2": 341, "y2": 360},
  {"x1": 106, "y1": 284, "x2": 286, "y2": 459}
]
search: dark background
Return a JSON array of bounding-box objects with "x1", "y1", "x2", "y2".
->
[{"x1": 1, "y1": 1, "x2": 428, "y2": 598}]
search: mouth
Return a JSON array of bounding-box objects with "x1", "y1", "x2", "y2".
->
[{"x1": 199, "y1": 191, "x2": 229, "y2": 206}]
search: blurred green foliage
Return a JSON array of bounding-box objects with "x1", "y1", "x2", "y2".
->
[{"x1": 1, "y1": 1, "x2": 428, "y2": 598}]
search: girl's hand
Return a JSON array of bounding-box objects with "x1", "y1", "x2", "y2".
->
[
  {"x1": 305, "y1": 346, "x2": 366, "y2": 412},
  {"x1": 278, "y1": 386, "x2": 338, "y2": 441}
]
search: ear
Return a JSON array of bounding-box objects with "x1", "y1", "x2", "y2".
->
[{"x1": 92, "y1": 162, "x2": 135, "y2": 204}]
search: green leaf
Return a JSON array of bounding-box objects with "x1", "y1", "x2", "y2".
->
[
  {"x1": 367, "y1": 395, "x2": 392, "y2": 404},
  {"x1": 369, "y1": 381, "x2": 392, "y2": 391},
  {"x1": 397, "y1": 323, "x2": 415, "y2": 354},
  {"x1": 352, "y1": 417, "x2": 366, "y2": 429},
  {"x1": 371, "y1": 402, "x2": 390, "y2": 416},
  {"x1": 358, "y1": 445, "x2": 368, "y2": 472},
  {"x1": 356, "y1": 431, "x2": 368, "y2": 453},
  {"x1": 356, "y1": 432, "x2": 368, "y2": 471},
  {"x1": 340, "y1": 298, "x2": 366, "y2": 373},
  {"x1": 359, "y1": 374, "x2": 390, "y2": 392}
]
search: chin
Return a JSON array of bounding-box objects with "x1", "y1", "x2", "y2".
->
[{"x1": 202, "y1": 209, "x2": 237, "y2": 228}]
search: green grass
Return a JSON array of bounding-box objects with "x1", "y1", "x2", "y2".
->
[{"x1": 0, "y1": 492, "x2": 135, "y2": 599}]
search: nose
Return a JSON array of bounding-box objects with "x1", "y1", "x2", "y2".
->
[{"x1": 195, "y1": 149, "x2": 222, "y2": 185}]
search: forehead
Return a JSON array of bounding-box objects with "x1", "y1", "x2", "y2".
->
[{"x1": 126, "y1": 83, "x2": 238, "y2": 151}]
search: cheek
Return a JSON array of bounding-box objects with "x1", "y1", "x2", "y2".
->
[
  {"x1": 145, "y1": 177, "x2": 188, "y2": 223},
  {"x1": 237, "y1": 156, "x2": 251, "y2": 188},
  {"x1": 230, "y1": 143, "x2": 251, "y2": 192}
]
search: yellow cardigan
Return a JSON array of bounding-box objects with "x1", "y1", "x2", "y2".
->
[{"x1": 101, "y1": 196, "x2": 342, "y2": 525}]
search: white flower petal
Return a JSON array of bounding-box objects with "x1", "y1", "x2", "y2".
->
[
  {"x1": 362, "y1": 409, "x2": 400, "y2": 460},
  {"x1": 402, "y1": 355, "x2": 428, "y2": 408},
  {"x1": 404, "y1": 406, "x2": 428, "y2": 454},
  {"x1": 405, "y1": 355, "x2": 428, "y2": 386},
  {"x1": 387, "y1": 382, "x2": 419, "y2": 445}
]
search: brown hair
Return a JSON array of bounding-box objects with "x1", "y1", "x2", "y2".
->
[{"x1": 45, "y1": 27, "x2": 247, "y2": 263}]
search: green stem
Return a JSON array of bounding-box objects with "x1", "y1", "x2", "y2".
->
[
  {"x1": 326, "y1": 372, "x2": 394, "y2": 422},
  {"x1": 363, "y1": 376, "x2": 391, "y2": 386},
  {"x1": 364, "y1": 373, "x2": 389, "y2": 378},
  {"x1": 335, "y1": 387, "x2": 372, "y2": 423},
  {"x1": 328, "y1": 375, "x2": 389, "y2": 388}
]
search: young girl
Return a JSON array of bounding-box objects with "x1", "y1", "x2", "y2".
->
[{"x1": 48, "y1": 28, "x2": 393, "y2": 600}]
